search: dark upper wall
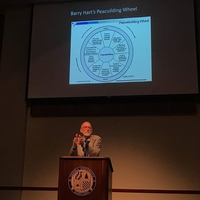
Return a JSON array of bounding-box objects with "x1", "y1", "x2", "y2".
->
[{"x1": 0, "y1": 0, "x2": 200, "y2": 107}]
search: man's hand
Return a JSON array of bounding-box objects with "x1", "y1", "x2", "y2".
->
[{"x1": 73, "y1": 134, "x2": 84, "y2": 146}]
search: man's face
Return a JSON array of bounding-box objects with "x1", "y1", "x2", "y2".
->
[{"x1": 80, "y1": 122, "x2": 93, "y2": 138}]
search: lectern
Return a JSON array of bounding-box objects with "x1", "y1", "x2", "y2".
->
[{"x1": 57, "y1": 156, "x2": 113, "y2": 200}]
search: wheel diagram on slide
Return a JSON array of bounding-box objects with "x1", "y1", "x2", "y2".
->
[
  {"x1": 80, "y1": 26, "x2": 133, "y2": 82},
  {"x1": 69, "y1": 16, "x2": 152, "y2": 84}
]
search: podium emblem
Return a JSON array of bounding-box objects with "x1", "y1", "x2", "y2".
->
[{"x1": 68, "y1": 166, "x2": 96, "y2": 196}]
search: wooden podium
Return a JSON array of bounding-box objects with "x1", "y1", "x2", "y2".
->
[{"x1": 57, "y1": 156, "x2": 113, "y2": 200}]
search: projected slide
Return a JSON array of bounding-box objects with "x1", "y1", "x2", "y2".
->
[{"x1": 69, "y1": 16, "x2": 151, "y2": 84}]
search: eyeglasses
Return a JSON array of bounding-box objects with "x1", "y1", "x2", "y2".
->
[{"x1": 82, "y1": 126, "x2": 92, "y2": 129}]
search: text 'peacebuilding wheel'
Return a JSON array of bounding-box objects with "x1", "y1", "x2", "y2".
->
[{"x1": 80, "y1": 26, "x2": 133, "y2": 82}]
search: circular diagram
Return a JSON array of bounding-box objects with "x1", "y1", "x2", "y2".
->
[{"x1": 80, "y1": 26, "x2": 133, "y2": 82}]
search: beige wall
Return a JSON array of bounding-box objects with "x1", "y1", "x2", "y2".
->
[
  {"x1": 22, "y1": 110, "x2": 200, "y2": 200},
  {"x1": 0, "y1": 4, "x2": 200, "y2": 200}
]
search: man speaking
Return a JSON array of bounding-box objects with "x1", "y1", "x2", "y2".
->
[{"x1": 69, "y1": 121, "x2": 101, "y2": 156}]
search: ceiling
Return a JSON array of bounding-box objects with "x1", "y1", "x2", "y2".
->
[
  {"x1": 0, "y1": 0, "x2": 67, "y2": 4},
  {"x1": 0, "y1": 0, "x2": 77, "y2": 11}
]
